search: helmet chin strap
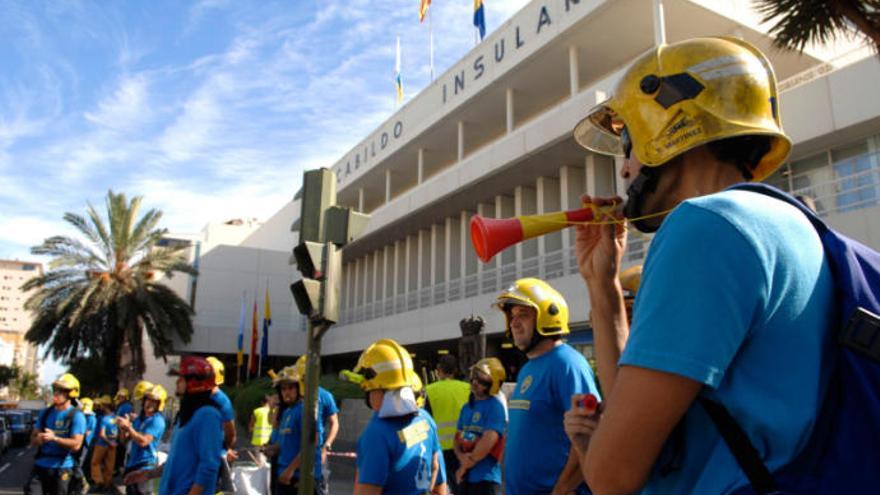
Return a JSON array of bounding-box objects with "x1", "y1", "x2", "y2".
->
[
  {"x1": 521, "y1": 330, "x2": 545, "y2": 355},
  {"x1": 624, "y1": 166, "x2": 663, "y2": 233}
]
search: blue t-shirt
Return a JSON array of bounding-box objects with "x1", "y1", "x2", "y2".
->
[
  {"x1": 84, "y1": 413, "x2": 97, "y2": 446},
  {"x1": 505, "y1": 343, "x2": 599, "y2": 495},
  {"x1": 126, "y1": 413, "x2": 166, "y2": 469},
  {"x1": 159, "y1": 406, "x2": 223, "y2": 495},
  {"x1": 619, "y1": 189, "x2": 834, "y2": 494},
  {"x1": 456, "y1": 395, "x2": 507, "y2": 484},
  {"x1": 116, "y1": 401, "x2": 133, "y2": 419},
  {"x1": 272, "y1": 402, "x2": 325, "y2": 479},
  {"x1": 318, "y1": 386, "x2": 339, "y2": 426},
  {"x1": 96, "y1": 414, "x2": 119, "y2": 447},
  {"x1": 34, "y1": 406, "x2": 87, "y2": 469},
  {"x1": 211, "y1": 389, "x2": 236, "y2": 422},
  {"x1": 357, "y1": 408, "x2": 445, "y2": 494}
]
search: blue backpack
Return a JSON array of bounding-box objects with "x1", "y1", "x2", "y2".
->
[{"x1": 701, "y1": 183, "x2": 880, "y2": 494}]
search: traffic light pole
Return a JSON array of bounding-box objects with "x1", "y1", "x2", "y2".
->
[
  {"x1": 298, "y1": 317, "x2": 328, "y2": 495},
  {"x1": 291, "y1": 168, "x2": 368, "y2": 495}
]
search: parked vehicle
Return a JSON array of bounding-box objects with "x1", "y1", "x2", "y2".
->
[
  {"x1": 1, "y1": 411, "x2": 32, "y2": 447},
  {"x1": 0, "y1": 416, "x2": 11, "y2": 453}
]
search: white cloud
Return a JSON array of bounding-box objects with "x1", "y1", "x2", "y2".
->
[{"x1": 84, "y1": 74, "x2": 151, "y2": 130}]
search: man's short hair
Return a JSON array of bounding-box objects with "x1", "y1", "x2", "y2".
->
[{"x1": 437, "y1": 354, "x2": 460, "y2": 376}]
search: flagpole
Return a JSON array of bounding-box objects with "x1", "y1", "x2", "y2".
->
[
  {"x1": 258, "y1": 279, "x2": 266, "y2": 376},
  {"x1": 429, "y1": 6, "x2": 434, "y2": 81}
]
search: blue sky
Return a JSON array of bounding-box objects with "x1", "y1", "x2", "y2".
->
[{"x1": 0, "y1": 0, "x2": 529, "y2": 383}]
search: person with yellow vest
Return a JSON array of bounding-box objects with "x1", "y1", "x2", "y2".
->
[
  {"x1": 425, "y1": 354, "x2": 471, "y2": 495},
  {"x1": 249, "y1": 395, "x2": 273, "y2": 447}
]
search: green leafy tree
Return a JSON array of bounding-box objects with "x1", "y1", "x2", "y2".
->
[
  {"x1": 12, "y1": 370, "x2": 41, "y2": 400},
  {"x1": 24, "y1": 190, "x2": 197, "y2": 390},
  {"x1": 755, "y1": 0, "x2": 880, "y2": 54}
]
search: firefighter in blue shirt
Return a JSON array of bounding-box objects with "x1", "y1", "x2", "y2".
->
[
  {"x1": 123, "y1": 356, "x2": 223, "y2": 495},
  {"x1": 26, "y1": 373, "x2": 87, "y2": 495},
  {"x1": 497, "y1": 278, "x2": 601, "y2": 495},
  {"x1": 117, "y1": 384, "x2": 167, "y2": 495},
  {"x1": 344, "y1": 338, "x2": 448, "y2": 495},
  {"x1": 454, "y1": 358, "x2": 507, "y2": 495},
  {"x1": 262, "y1": 365, "x2": 325, "y2": 495}
]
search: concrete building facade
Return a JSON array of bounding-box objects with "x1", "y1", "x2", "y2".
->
[{"x1": 173, "y1": 0, "x2": 880, "y2": 379}]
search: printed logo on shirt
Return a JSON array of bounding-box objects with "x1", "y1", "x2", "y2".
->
[
  {"x1": 519, "y1": 375, "x2": 533, "y2": 395},
  {"x1": 397, "y1": 419, "x2": 430, "y2": 448},
  {"x1": 509, "y1": 399, "x2": 530, "y2": 411},
  {"x1": 471, "y1": 411, "x2": 481, "y2": 423}
]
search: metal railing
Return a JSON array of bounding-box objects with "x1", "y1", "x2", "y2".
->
[{"x1": 337, "y1": 152, "x2": 880, "y2": 327}]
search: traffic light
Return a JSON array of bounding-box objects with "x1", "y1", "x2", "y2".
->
[{"x1": 290, "y1": 168, "x2": 369, "y2": 324}]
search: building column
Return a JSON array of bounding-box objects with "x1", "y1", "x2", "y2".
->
[
  {"x1": 361, "y1": 254, "x2": 369, "y2": 311},
  {"x1": 372, "y1": 250, "x2": 381, "y2": 304},
  {"x1": 506, "y1": 88, "x2": 515, "y2": 134},
  {"x1": 462, "y1": 211, "x2": 477, "y2": 278},
  {"x1": 353, "y1": 258, "x2": 361, "y2": 308},
  {"x1": 514, "y1": 186, "x2": 538, "y2": 266},
  {"x1": 457, "y1": 121, "x2": 465, "y2": 161},
  {"x1": 393, "y1": 241, "x2": 400, "y2": 310},
  {"x1": 418, "y1": 148, "x2": 425, "y2": 184},
  {"x1": 559, "y1": 165, "x2": 586, "y2": 254},
  {"x1": 383, "y1": 245, "x2": 391, "y2": 306},
  {"x1": 405, "y1": 236, "x2": 412, "y2": 295},
  {"x1": 585, "y1": 154, "x2": 616, "y2": 197},
  {"x1": 358, "y1": 188, "x2": 365, "y2": 212},
  {"x1": 444, "y1": 217, "x2": 454, "y2": 284},
  {"x1": 495, "y1": 195, "x2": 514, "y2": 268},
  {"x1": 385, "y1": 169, "x2": 392, "y2": 203},
  {"x1": 653, "y1": 0, "x2": 667, "y2": 46},
  {"x1": 537, "y1": 176, "x2": 561, "y2": 258},
  {"x1": 568, "y1": 46, "x2": 579, "y2": 96}
]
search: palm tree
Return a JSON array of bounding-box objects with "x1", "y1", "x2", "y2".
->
[
  {"x1": 24, "y1": 190, "x2": 197, "y2": 389},
  {"x1": 755, "y1": 0, "x2": 880, "y2": 54}
]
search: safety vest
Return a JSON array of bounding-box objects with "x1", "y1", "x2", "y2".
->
[
  {"x1": 251, "y1": 406, "x2": 272, "y2": 446},
  {"x1": 425, "y1": 379, "x2": 471, "y2": 450}
]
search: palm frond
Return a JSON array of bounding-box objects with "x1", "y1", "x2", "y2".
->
[{"x1": 87, "y1": 202, "x2": 114, "y2": 262}]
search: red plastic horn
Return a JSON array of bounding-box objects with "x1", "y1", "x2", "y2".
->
[{"x1": 470, "y1": 207, "x2": 595, "y2": 263}]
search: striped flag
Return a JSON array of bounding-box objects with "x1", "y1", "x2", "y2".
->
[
  {"x1": 236, "y1": 291, "x2": 245, "y2": 367},
  {"x1": 395, "y1": 36, "x2": 404, "y2": 103},
  {"x1": 259, "y1": 284, "x2": 271, "y2": 373},
  {"x1": 474, "y1": 0, "x2": 486, "y2": 40},
  {"x1": 248, "y1": 298, "x2": 258, "y2": 376},
  {"x1": 419, "y1": 0, "x2": 431, "y2": 22}
]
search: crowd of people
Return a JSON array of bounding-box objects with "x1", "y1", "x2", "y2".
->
[{"x1": 22, "y1": 35, "x2": 856, "y2": 494}]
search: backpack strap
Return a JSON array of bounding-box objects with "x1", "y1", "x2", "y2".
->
[
  {"x1": 699, "y1": 398, "x2": 779, "y2": 494},
  {"x1": 728, "y1": 183, "x2": 829, "y2": 234}
]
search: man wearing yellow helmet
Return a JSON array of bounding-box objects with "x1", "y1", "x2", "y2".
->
[
  {"x1": 91, "y1": 396, "x2": 120, "y2": 491},
  {"x1": 495, "y1": 278, "x2": 600, "y2": 495},
  {"x1": 206, "y1": 356, "x2": 237, "y2": 455},
  {"x1": 345, "y1": 338, "x2": 448, "y2": 495},
  {"x1": 453, "y1": 358, "x2": 507, "y2": 495},
  {"x1": 570, "y1": 37, "x2": 835, "y2": 494},
  {"x1": 26, "y1": 373, "x2": 86, "y2": 495},
  {"x1": 262, "y1": 365, "x2": 326, "y2": 494},
  {"x1": 117, "y1": 385, "x2": 167, "y2": 495}
]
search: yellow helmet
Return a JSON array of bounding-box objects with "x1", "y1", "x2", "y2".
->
[
  {"x1": 52, "y1": 373, "x2": 80, "y2": 398},
  {"x1": 133, "y1": 380, "x2": 154, "y2": 401},
  {"x1": 349, "y1": 339, "x2": 419, "y2": 392},
  {"x1": 272, "y1": 365, "x2": 301, "y2": 388},
  {"x1": 620, "y1": 265, "x2": 642, "y2": 299},
  {"x1": 411, "y1": 372, "x2": 425, "y2": 408},
  {"x1": 115, "y1": 388, "x2": 130, "y2": 400},
  {"x1": 80, "y1": 398, "x2": 94, "y2": 414},
  {"x1": 98, "y1": 394, "x2": 113, "y2": 407},
  {"x1": 470, "y1": 358, "x2": 506, "y2": 396},
  {"x1": 574, "y1": 36, "x2": 791, "y2": 182},
  {"x1": 496, "y1": 278, "x2": 569, "y2": 337},
  {"x1": 206, "y1": 356, "x2": 225, "y2": 385},
  {"x1": 144, "y1": 384, "x2": 168, "y2": 412}
]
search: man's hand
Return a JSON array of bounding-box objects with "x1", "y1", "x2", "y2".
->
[
  {"x1": 321, "y1": 446, "x2": 328, "y2": 468},
  {"x1": 226, "y1": 450, "x2": 239, "y2": 463},
  {"x1": 279, "y1": 465, "x2": 295, "y2": 485},
  {"x1": 455, "y1": 465, "x2": 468, "y2": 484},
  {"x1": 460, "y1": 453, "x2": 476, "y2": 470},
  {"x1": 116, "y1": 415, "x2": 132, "y2": 432},
  {"x1": 124, "y1": 469, "x2": 151, "y2": 485},
  {"x1": 574, "y1": 195, "x2": 626, "y2": 286},
  {"x1": 564, "y1": 395, "x2": 601, "y2": 455},
  {"x1": 37, "y1": 430, "x2": 55, "y2": 444}
]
